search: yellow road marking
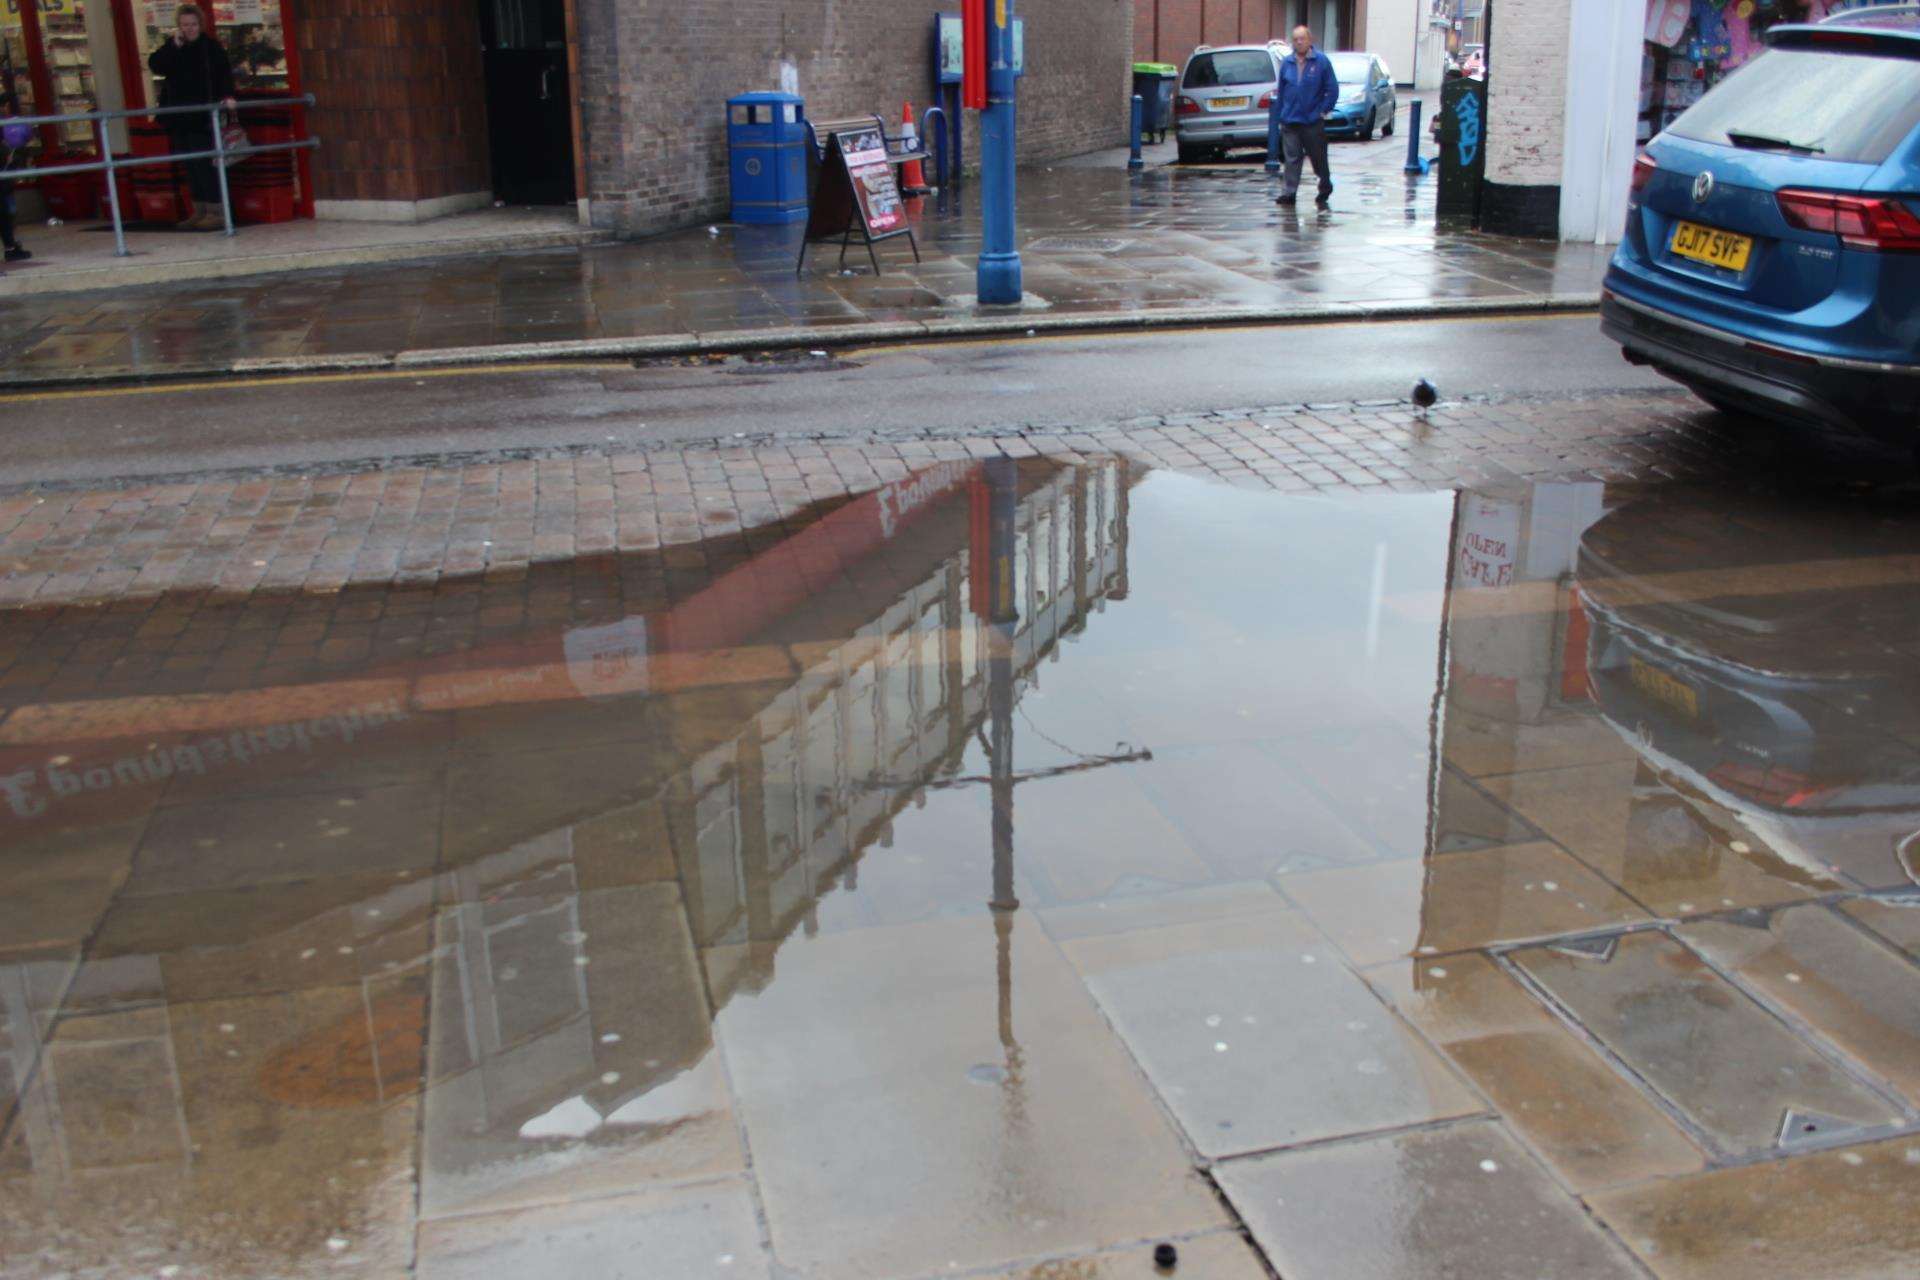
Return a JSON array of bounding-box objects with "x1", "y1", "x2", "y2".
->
[
  {"x1": 0, "y1": 360, "x2": 633, "y2": 405},
  {"x1": 851, "y1": 308, "x2": 1597, "y2": 356},
  {"x1": 0, "y1": 308, "x2": 1600, "y2": 402}
]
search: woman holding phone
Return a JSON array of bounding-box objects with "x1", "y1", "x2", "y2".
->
[{"x1": 147, "y1": 4, "x2": 237, "y2": 230}]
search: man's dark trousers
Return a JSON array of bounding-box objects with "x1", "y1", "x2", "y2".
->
[{"x1": 1280, "y1": 121, "x2": 1332, "y2": 203}]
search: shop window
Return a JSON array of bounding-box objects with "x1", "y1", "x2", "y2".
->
[
  {"x1": 1, "y1": 8, "x2": 42, "y2": 159},
  {"x1": 38, "y1": 0, "x2": 100, "y2": 148},
  {"x1": 137, "y1": 0, "x2": 289, "y2": 104}
]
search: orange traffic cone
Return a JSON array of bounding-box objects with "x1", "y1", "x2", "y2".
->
[{"x1": 900, "y1": 101, "x2": 930, "y2": 195}]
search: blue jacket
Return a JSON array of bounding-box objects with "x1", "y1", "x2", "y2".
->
[{"x1": 1276, "y1": 48, "x2": 1339, "y2": 125}]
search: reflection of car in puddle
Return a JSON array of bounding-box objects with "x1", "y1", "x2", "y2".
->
[{"x1": 1579, "y1": 487, "x2": 1920, "y2": 889}]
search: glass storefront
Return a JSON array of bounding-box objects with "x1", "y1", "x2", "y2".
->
[
  {"x1": 0, "y1": 0, "x2": 306, "y2": 219},
  {"x1": 136, "y1": 0, "x2": 290, "y2": 102},
  {"x1": 2, "y1": 0, "x2": 297, "y2": 154}
]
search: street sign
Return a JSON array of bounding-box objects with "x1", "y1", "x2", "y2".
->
[{"x1": 936, "y1": 12, "x2": 964, "y2": 85}]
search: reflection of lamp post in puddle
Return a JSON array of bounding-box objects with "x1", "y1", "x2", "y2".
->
[
  {"x1": 984, "y1": 457, "x2": 1023, "y2": 1076},
  {"x1": 975, "y1": 461, "x2": 1152, "y2": 1084}
]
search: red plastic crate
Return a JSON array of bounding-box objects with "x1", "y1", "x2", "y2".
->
[
  {"x1": 35, "y1": 159, "x2": 99, "y2": 220},
  {"x1": 234, "y1": 185, "x2": 296, "y2": 224}
]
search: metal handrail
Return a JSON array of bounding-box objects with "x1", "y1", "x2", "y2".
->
[{"x1": 2, "y1": 95, "x2": 319, "y2": 256}]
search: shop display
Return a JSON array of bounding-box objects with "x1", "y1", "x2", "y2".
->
[
  {"x1": 1639, "y1": 0, "x2": 1844, "y2": 141},
  {"x1": 1, "y1": 0, "x2": 306, "y2": 222},
  {"x1": 142, "y1": 0, "x2": 288, "y2": 95}
]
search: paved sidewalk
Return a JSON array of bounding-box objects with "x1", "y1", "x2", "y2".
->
[
  {"x1": 0, "y1": 120, "x2": 1610, "y2": 387},
  {"x1": 0, "y1": 208, "x2": 610, "y2": 299},
  {"x1": 6, "y1": 391, "x2": 1919, "y2": 1280}
]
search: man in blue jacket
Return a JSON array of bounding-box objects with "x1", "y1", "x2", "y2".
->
[{"x1": 1274, "y1": 24, "x2": 1339, "y2": 208}]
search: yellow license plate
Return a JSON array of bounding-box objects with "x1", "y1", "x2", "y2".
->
[
  {"x1": 1212, "y1": 96, "x2": 1250, "y2": 110},
  {"x1": 1630, "y1": 657, "x2": 1699, "y2": 720},
  {"x1": 1670, "y1": 220, "x2": 1753, "y2": 272}
]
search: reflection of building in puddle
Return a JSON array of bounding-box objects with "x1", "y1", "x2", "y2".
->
[
  {"x1": 0, "y1": 458, "x2": 1136, "y2": 1232},
  {"x1": 1429, "y1": 483, "x2": 1606, "y2": 846}
]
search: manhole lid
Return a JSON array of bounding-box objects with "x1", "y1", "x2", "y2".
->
[{"x1": 1029, "y1": 236, "x2": 1130, "y2": 254}]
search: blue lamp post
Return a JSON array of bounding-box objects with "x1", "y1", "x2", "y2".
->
[{"x1": 977, "y1": 0, "x2": 1022, "y2": 305}]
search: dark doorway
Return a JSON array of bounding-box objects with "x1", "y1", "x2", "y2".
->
[{"x1": 479, "y1": 0, "x2": 575, "y2": 205}]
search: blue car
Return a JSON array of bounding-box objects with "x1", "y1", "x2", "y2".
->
[
  {"x1": 1322, "y1": 52, "x2": 1397, "y2": 141},
  {"x1": 1602, "y1": 5, "x2": 1920, "y2": 445}
]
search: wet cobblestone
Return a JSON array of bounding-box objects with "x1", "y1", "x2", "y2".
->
[{"x1": 0, "y1": 389, "x2": 1722, "y2": 619}]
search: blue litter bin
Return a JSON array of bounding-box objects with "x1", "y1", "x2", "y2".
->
[{"x1": 727, "y1": 92, "x2": 809, "y2": 225}]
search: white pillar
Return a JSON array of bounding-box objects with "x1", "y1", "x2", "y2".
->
[
  {"x1": 1365, "y1": 0, "x2": 1417, "y2": 85},
  {"x1": 1558, "y1": 0, "x2": 1643, "y2": 244}
]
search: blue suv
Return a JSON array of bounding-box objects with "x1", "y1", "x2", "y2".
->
[{"x1": 1602, "y1": 5, "x2": 1920, "y2": 445}]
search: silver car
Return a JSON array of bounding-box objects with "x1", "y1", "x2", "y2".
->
[{"x1": 1174, "y1": 43, "x2": 1284, "y2": 163}]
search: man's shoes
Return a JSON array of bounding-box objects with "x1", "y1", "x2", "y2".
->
[
  {"x1": 1276, "y1": 193, "x2": 1297, "y2": 206},
  {"x1": 1315, "y1": 186, "x2": 1334, "y2": 208},
  {"x1": 3, "y1": 245, "x2": 29, "y2": 262}
]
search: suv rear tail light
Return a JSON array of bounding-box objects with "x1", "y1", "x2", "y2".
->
[
  {"x1": 1175, "y1": 95, "x2": 1200, "y2": 116},
  {"x1": 1629, "y1": 153, "x2": 1657, "y2": 200},
  {"x1": 1257, "y1": 91, "x2": 1274, "y2": 109},
  {"x1": 1777, "y1": 188, "x2": 1920, "y2": 251}
]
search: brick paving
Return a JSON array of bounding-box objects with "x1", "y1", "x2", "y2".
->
[{"x1": 0, "y1": 389, "x2": 1723, "y2": 631}]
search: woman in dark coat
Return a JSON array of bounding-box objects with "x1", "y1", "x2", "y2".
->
[{"x1": 146, "y1": 3, "x2": 236, "y2": 230}]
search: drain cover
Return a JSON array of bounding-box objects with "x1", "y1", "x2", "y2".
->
[
  {"x1": 1029, "y1": 236, "x2": 1130, "y2": 254},
  {"x1": 1778, "y1": 1107, "x2": 1869, "y2": 1149},
  {"x1": 1547, "y1": 934, "x2": 1620, "y2": 963}
]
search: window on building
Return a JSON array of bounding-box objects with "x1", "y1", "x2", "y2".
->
[{"x1": 138, "y1": 0, "x2": 290, "y2": 104}]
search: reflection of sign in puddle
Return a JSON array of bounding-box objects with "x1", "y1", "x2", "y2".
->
[{"x1": 564, "y1": 616, "x2": 650, "y2": 698}]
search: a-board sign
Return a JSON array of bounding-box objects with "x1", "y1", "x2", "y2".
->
[
  {"x1": 798, "y1": 125, "x2": 921, "y2": 276},
  {"x1": 809, "y1": 126, "x2": 906, "y2": 239}
]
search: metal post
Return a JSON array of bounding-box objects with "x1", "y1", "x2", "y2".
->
[
  {"x1": 1266, "y1": 96, "x2": 1281, "y2": 174},
  {"x1": 925, "y1": 104, "x2": 948, "y2": 188},
  {"x1": 1128, "y1": 94, "x2": 1143, "y2": 171},
  {"x1": 949, "y1": 84, "x2": 964, "y2": 189},
  {"x1": 210, "y1": 102, "x2": 235, "y2": 236},
  {"x1": 95, "y1": 120, "x2": 128, "y2": 258},
  {"x1": 976, "y1": 0, "x2": 1021, "y2": 306},
  {"x1": 1405, "y1": 98, "x2": 1425, "y2": 173}
]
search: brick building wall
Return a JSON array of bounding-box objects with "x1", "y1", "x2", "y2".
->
[
  {"x1": 296, "y1": 0, "x2": 492, "y2": 219},
  {"x1": 574, "y1": 0, "x2": 1135, "y2": 238},
  {"x1": 1132, "y1": 2, "x2": 1362, "y2": 68},
  {"x1": 1480, "y1": 0, "x2": 1568, "y2": 236}
]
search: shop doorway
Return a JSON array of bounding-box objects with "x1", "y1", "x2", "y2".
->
[{"x1": 479, "y1": 0, "x2": 574, "y2": 206}]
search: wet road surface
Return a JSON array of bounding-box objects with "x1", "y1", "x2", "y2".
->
[
  {"x1": 4, "y1": 430, "x2": 1919, "y2": 1278},
  {"x1": 0, "y1": 315, "x2": 1667, "y2": 488}
]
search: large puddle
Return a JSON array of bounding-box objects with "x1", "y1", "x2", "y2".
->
[{"x1": 4, "y1": 460, "x2": 1918, "y2": 1278}]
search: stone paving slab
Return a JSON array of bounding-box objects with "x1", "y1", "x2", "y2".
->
[
  {"x1": 0, "y1": 123, "x2": 1611, "y2": 388},
  {"x1": 1588, "y1": 1136, "x2": 1920, "y2": 1280},
  {"x1": 1513, "y1": 931, "x2": 1904, "y2": 1158},
  {"x1": 1216, "y1": 1119, "x2": 1647, "y2": 1280}
]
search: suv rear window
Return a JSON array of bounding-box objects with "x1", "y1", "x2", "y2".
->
[
  {"x1": 1184, "y1": 51, "x2": 1274, "y2": 88},
  {"x1": 1667, "y1": 46, "x2": 1920, "y2": 164}
]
